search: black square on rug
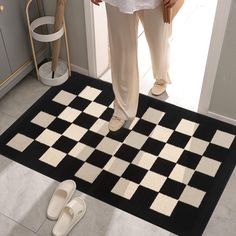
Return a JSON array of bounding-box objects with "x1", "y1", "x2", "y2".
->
[{"x1": 1, "y1": 72, "x2": 236, "y2": 236}]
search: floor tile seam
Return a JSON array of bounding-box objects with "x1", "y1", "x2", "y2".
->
[
  {"x1": 0, "y1": 211, "x2": 39, "y2": 234},
  {"x1": 36, "y1": 218, "x2": 48, "y2": 234},
  {"x1": 0, "y1": 109, "x2": 16, "y2": 120}
]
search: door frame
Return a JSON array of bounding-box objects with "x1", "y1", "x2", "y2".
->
[
  {"x1": 84, "y1": 0, "x2": 97, "y2": 78},
  {"x1": 84, "y1": 0, "x2": 109, "y2": 79},
  {"x1": 197, "y1": 0, "x2": 232, "y2": 114},
  {"x1": 84, "y1": 0, "x2": 232, "y2": 115}
]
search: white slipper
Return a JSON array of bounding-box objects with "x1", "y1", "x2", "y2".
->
[
  {"x1": 52, "y1": 197, "x2": 86, "y2": 236},
  {"x1": 151, "y1": 83, "x2": 167, "y2": 96},
  {"x1": 47, "y1": 180, "x2": 76, "y2": 220},
  {"x1": 108, "y1": 116, "x2": 125, "y2": 132}
]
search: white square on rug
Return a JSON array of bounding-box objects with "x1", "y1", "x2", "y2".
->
[
  {"x1": 111, "y1": 178, "x2": 139, "y2": 200},
  {"x1": 31, "y1": 111, "x2": 56, "y2": 128},
  {"x1": 52, "y1": 90, "x2": 76, "y2": 106},
  {"x1": 7, "y1": 133, "x2": 33, "y2": 152},
  {"x1": 150, "y1": 193, "x2": 178, "y2": 216},
  {"x1": 211, "y1": 130, "x2": 235, "y2": 148}
]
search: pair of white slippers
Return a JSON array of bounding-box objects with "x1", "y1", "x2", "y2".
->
[{"x1": 47, "y1": 180, "x2": 86, "y2": 236}]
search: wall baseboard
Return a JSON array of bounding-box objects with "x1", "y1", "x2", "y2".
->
[
  {"x1": 70, "y1": 64, "x2": 89, "y2": 76},
  {"x1": 207, "y1": 111, "x2": 236, "y2": 126}
]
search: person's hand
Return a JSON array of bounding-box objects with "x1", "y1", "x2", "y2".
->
[
  {"x1": 163, "y1": 0, "x2": 178, "y2": 8},
  {"x1": 91, "y1": 0, "x2": 103, "y2": 6}
]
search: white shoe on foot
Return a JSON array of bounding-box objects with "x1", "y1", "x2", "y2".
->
[
  {"x1": 151, "y1": 82, "x2": 167, "y2": 96},
  {"x1": 108, "y1": 116, "x2": 125, "y2": 132}
]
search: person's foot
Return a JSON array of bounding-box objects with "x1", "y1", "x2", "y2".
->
[
  {"x1": 108, "y1": 116, "x2": 125, "y2": 132},
  {"x1": 151, "y1": 82, "x2": 167, "y2": 96}
]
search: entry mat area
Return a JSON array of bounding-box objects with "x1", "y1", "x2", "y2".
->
[{"x1": 0, "y1": 73, "x2": 236, "y2": 235}]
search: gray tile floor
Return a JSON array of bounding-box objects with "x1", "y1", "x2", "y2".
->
[{"x1": 0, "y1": 74, "x2": 236, "y2": 236}]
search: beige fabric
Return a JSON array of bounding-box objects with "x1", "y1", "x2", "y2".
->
[{"x1": 106, "y1": 3, "x2": 172, "y2": 120}]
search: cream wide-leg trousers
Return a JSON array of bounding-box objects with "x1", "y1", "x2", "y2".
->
[{"x1": 106, "y1": 3, "x2": 172, "y2": 120}]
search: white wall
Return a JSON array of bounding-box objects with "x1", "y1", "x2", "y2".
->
[{"x1": 209, "y1": 0, "x2": 236, "y2": 120}]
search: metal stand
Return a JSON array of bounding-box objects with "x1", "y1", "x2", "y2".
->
[{"x1": 26, "y1": 0, "x2": 71, "y2": 86}]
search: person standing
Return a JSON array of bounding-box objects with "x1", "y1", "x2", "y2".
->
[{"x1": 91, "y1": 0, "x2": 178, "y2": 132}]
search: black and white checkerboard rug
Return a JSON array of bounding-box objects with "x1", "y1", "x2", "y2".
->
[{"x1": 0, "y1": 73, "x2": 236, "y2": 236}]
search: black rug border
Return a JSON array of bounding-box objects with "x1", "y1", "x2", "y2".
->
[{"x1": 0, "y1": 72, "x2": 236, "y2": 236}]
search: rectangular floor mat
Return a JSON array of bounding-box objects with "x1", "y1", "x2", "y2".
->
[{"x1": 1, "y1": 73, "x2": 236, "y2": 235}]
